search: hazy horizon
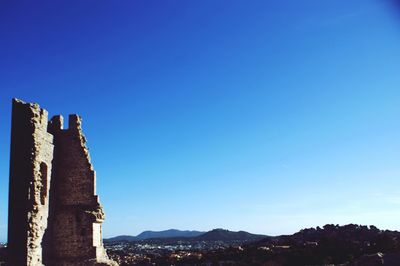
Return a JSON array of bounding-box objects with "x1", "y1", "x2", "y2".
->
[{"x1": 1, "y1": 0, "x2": 400, "y2": 242}]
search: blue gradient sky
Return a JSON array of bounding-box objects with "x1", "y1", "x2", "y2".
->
[{"x1": 1, "y1": 1, "x2": 400, "y2": 241}]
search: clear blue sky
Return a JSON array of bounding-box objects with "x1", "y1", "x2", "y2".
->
[{"x1": 1, "y1": 0, "x2": 400, "y2": 241}]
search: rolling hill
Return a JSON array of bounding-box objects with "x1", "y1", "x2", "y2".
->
[
  {"x1": 105, "y1": 229, "x2": 204, "y2": 242},
  {"x1": 105, "y1": 228, "x2": 267, "y2": 242}
]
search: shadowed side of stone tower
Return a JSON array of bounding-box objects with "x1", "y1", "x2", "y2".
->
[
  {"x1": 7, "y1": 99, "x2": 117, "y2": 266},
  {"x1": 8, "y1": 99, "x2": 54, "y2": 265},
  {"x1": 47, "y1": 115, "x2": 116, "y2": 265}
]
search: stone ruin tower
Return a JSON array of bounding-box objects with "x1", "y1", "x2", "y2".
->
[{"x1": 7, "y1": 99, "x2": 118, "y2": 266}]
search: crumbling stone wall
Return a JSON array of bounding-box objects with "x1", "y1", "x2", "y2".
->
[
  {"x1": 8, "y1": 99, "x2": 117, "y2": 266},
  {"x1": 8, "y1": 99, "x2": 54, "y2": 266},
  {"x1": 47, "y1": 115, "x2": 115, "y2": 265}
]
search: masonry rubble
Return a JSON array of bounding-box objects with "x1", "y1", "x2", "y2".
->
[{"x1": 8, "y1": 99, "x2": 118, "y2": 266}]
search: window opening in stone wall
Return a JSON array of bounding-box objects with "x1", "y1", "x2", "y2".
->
[{"x1": 40, "y1": 162, "x2": 48, "y2": 205}]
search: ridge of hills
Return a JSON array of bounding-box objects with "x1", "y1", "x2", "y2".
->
[
  {"x1": 197, "y1": 228, "x2": 267, "y2": 241},
  {"x1": 105, "y1": 229, "x2": 204, "y2": 242},
  {"x1": 254, "y1": 223, "x2": 400, "y2": 246},
  {"x1": 105, "y1": 228, "x2": 267, "y2": 242},
  {"x1": 105, "y1": 224, "x2": 400, "y2": 245}
]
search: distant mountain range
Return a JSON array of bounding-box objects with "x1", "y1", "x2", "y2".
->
[
  {"x1": 105, "y1": 228, "x2": 267, "y2": 242},
  {"x1": 105, "y1": 229, "x2": 205, "y2": 242},
  {"x1": 137, "y1": 229, "x2": 204, "y2": 240},
  {"x1": 197, "y1": 229, "x2": 266, "y2": 241}
]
